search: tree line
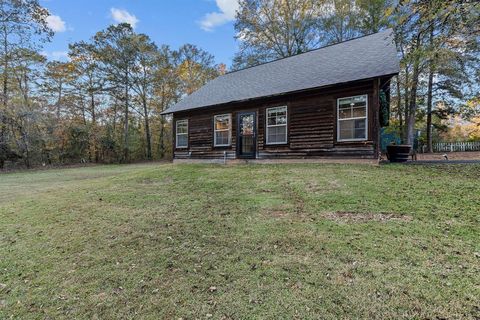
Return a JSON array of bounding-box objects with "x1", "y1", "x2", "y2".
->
[
  {"x1": 0, "y1": 0, "x2": 222, "y2": 169},
  {"x1": 1, "y1": 0, "x2": 479, "y2": 169}
]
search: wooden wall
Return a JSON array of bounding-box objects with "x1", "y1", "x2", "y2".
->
[{"x1": 173, "y1": 77, "x2": 391, "y2": 160}]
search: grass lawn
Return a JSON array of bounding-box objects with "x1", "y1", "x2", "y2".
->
[{"x1": 1, "y1": 163, "x2": 479, "y2": 319}]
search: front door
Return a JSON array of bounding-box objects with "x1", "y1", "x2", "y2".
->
[{"x1": 237, "y1": 112, "x2": 256, "y2": 158}]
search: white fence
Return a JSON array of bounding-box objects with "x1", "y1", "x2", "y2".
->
[{"x1": 429, "y1": 141, "x2": 480, "y2": 153}]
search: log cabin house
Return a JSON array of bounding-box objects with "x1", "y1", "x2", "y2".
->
[{"x1": 162, "y1": 29, "x2": 400, "y2": 161}]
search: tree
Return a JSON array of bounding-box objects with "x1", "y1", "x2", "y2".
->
[
  {"x1": 233, "y1": 0, "x2": 325, "y2": 69},
  {"x1": 424, "y1": 2, "x2": 479, "y2": 151},
  {"x1": 393, "y1": 0, "x2": 480, "y2": 146},
  {"x1": 131, "y1": 34, "x2": 158, "y2": 160},
  {"x1": 320, "y1": 0, "x2": 361, "y2": 44},
  {"x1": 69, "y1": 41, "x2": 105, "y2": 162},
  {"x1": 93, "y1": 23, "x2": 139, "y2": 162},
  {"x1": 42, "y1": 61, "x2": 75, "y2": 119},
  {"x1": 0, "y1": 9, "x2": 221, "y2": 168},
  {"x1": 153, "y1": 45, "x2": 181, "y2": 158},
  {"x1": 356, "y1": 0, "x2": 392, "y2": 34},
  {"x1": 0, "y1": 0, "x2": 52, "y2": 168},
  {"x1": 177, "y1": 44, "x2": 218, "y2": 95},
  {"x1": 9, "y1": 48, "x2": 45, "y2": 167},
  {"x1": 232, "y1": 0, "x2": 394, "y2": 69}
]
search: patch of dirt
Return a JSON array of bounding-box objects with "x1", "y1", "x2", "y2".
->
[
  {"x1": 264, "y1": 204, "x2": 307, "y2": 220},
  {"x1": 325, "y1": 211, "x2": 412, "y2": 223},
  {"x1": 416, "y1": 151, "x2": 480, "y2": 161},
  {"x1": 268, "y1": 210, "x2": 289, "y2": 218}
]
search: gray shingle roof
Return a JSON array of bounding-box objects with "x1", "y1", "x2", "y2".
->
[{"x1": 162, "y1": 29, "x2": 399, "y2": 114}]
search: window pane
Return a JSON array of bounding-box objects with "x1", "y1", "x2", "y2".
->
[
  {"x1": 352, "y1": 106, "x2": 366, "y2": 118},
  {"x1": 240, "y1": 114, "x2": 254, "y2": 135},
  {"x1": 339, "y1": 98, "x2": 353, "y2": 107},
  {"x1": 354, "y1": 118, "x2": 366, "y2": 129},
  {"x1": 268, "y1": 117, "x2": 277, "y2": 126},
  {"x1": 268, "y1": 106, "x2": 286, "y2": 114},
  {"x1": 339, "y1": 120, "x2": 353, "y2": 140},
  {"x1": 277, "y1": 114, "x2": 287, "y2": 125},
  {"x1": 177, "y1": 121, "x2": 188, "y2": 134},
  {"x1": 177, "y1": 134, "x2": 187, "y2": 147},
  {"x1": 267, "y1": 106, "x2": 287, "y2": 125},
  {"x1": 339, "y1": 95, "x2": 366, "y2": 106},
  {"x1": 339, "y1": 106, "x2": 351, "y2": 119},
  {"x1": 215, "y1": 131, "x2": 229, "y2": 145},
  {"x1": 267, "y1": 125, "x2": 287, "y2": 144},
  {"x1": 354, "y1": 119, "x2": 366, "y2": 139},
  {"x1": 215, "y1": 115, "x2": 230, "y2": 130},
  {"x1": 339, "y1": 119, "x2": 366, "y2": 140}
]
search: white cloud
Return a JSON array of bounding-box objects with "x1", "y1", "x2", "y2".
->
[
  {"x1": 110, "y1": 8, "x2": 139, "y2": 28},
  {"x1": 46, "y1": 14, "x2": 66, "y2": 32},
  {"x1": 200, "y1": 0, "x2": 239, "y2": 31},
  {"x1": 42, "y1": 50, "x2": 69, "y2": 61},
  {"x1": 51, "y1": 51, "x2": 69, "y2": 60}
]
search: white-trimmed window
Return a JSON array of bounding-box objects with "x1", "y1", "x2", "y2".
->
[
  {"x1": 266, "y1": 106, "x2": 287, "y2": 144},
  {"x1": 337, "y1": 95, "x2": 368, "y2": 141},
  {"x1": 214, "y1": 114, "x2": 231, "y2": 146},
  {"x1": 176, "y1": 119, "x2": 188, "y2": 148}
]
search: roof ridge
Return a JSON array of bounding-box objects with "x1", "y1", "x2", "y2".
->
[{"x1": 225, "y1": 28, "x2": 393, "y2": 76}]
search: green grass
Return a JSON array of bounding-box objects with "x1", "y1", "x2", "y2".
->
[{"x1": 1, "y1": 163, "x2": 479, "y2": 319}]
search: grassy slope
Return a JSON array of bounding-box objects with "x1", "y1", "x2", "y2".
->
[{"x1": 0, "y1": 163, "x2": 479, "y2": 319}]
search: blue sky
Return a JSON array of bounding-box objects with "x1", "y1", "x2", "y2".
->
[{"x1": 40, "y1": 0, "x2": 240, "y2": 66}]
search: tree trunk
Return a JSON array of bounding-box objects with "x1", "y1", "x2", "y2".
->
[
  {"x1": 21, "y1": 74, "x2": 30, "y2": 168},
  {"x1": 142, "y1": 96, "x2": 152, "y2": 160},
  {"x1": 405, "y1": 31, "x2": 422, "y2": 146},
  {"x1": 426, "y1": 69, "x2": 434, "y2": 152},
  {"x1": 396, "y1": 76, "x2": 403, "y2": 133},
  {"x1": 0, "y1": 31, "x2": 8, "y2": 169},
  {"x1": 56, "y1": 82, "x2": 63, "y2": 120},
  {"x1": 21, "y1": 125, "x2": 30, "y2": 169},
  {"x1": 426, "y1": 25, "x2": 435, "y2": 153},
  {"x1": 159, "y1": 115, "x2": 165, "y2": 158},
  {"x1": 407, "y1": 58, "x2": 420, "y2": 146},
  {"x1": 403, "y1": 67, "x2": 410, "y2": 143},
  {"x1": 91, "y1": 93, "x2": 99, "y2": 162},
  {"x1": 123, "y1": 71, "x2": 129, "y2": 162}
]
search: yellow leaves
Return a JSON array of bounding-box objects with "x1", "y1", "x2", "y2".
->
[
  {"x1": 441, "y1": 115, "x2": 480, "y2": 142},
  {"x1": 217, "y1": 63, "x2": 227, "y2": 75},
  {"x1": 384, "y1": 6, "x2": 394, "y2": 18},
  {"x1": 462, "y1": 116, "x2": 480, "y2": 141},
  {"x1": 466, "y1": 97, "x2": 480, "y2": 109}
]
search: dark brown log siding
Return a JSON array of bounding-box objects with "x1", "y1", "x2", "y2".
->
[{"x1": 173, "y1": 78, "x2": 390, "y2": 159}]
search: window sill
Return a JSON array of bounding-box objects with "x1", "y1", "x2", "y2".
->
[
  {"x1": 336, "y1": 139, "x2": 371, "y2": 144},
  {"x1": 265, "y1": 142, "x2": 289, "y2": 146}
]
